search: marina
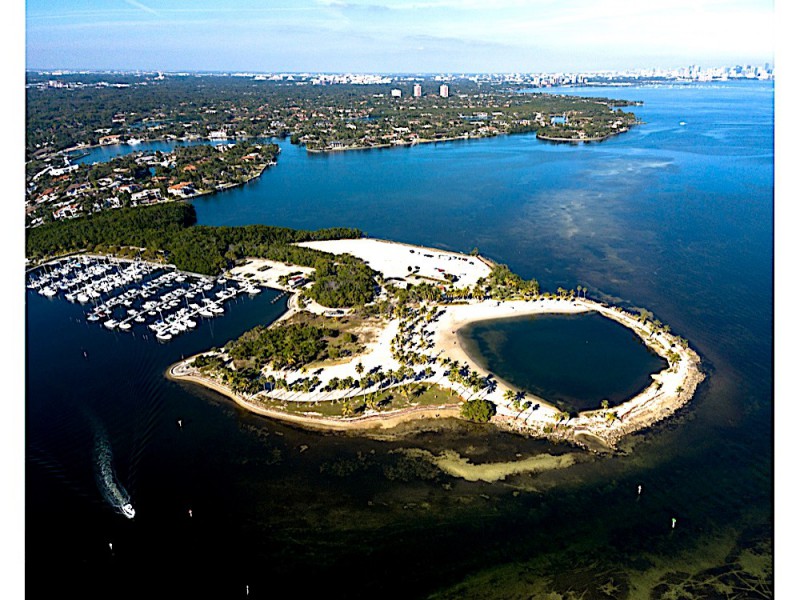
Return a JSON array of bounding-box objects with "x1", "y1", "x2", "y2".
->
[{"x1": 27, "y1": 255, "x2": 265, "y2": 343}]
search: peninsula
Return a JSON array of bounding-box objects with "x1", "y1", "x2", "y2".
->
[
  {"x1": 26, "y1": 203, "x2": 703, "y2": 451},
  {"x1": 26, "y1": 141, "x2": 279, "y2": 228},
  {"x1": 167, "y1": 237, "x2": 704, "y2": 451},
  {"x1": 26, "y1": 73, "x2": 641, "y2": 226}
]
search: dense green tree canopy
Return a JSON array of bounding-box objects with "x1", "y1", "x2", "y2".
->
[
  {"x1": 460, "y1": 398, "x2": 497, "y2": 423},
  {"x1": 226, "y1": 323, "x2": 333, "y2": 370},
  {"x1": 26, "y1": 202, "x2": 364, "y2": 273}
]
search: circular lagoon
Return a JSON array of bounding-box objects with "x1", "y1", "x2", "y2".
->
[{"x1": 459, "y1": 311, "x2": 668, "y2": 413}]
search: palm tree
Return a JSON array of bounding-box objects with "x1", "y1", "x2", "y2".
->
[{"x1": 355, "y1": 361, "x2": 365, "y2": 376}]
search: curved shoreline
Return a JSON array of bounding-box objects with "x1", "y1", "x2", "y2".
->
[
  {"x1": 433, "y1": 298, "x2": 704, "y2": 448},
  {"x1": 536, "y1": 131, "x2": 623, "y2": 143},
  {"x1": 166, "y1": 362, "x2": 462, "y2": 431},
  {"x1": 167, "y1": 286, "x2": 703, "y2": 449}
]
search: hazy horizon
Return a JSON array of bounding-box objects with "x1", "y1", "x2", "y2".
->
[{"x1": 26, "y1": 0, "x2": 773, "y2": 74}]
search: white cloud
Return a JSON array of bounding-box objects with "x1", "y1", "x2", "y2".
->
[{"x1": 124, "y1": 0, "x2": 159, "y2": 17}]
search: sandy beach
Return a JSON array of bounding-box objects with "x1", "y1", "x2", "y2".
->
[
  {"x1": 170, "y1": 238, "x2": 704, "y2": 449},
  {"x1": 298, "y1": 237, "x2": 493, "y2": 289}
]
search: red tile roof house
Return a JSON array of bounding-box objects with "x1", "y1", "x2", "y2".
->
[{"x1": 167, "y1": 182, "x2": 196, "y2": 197}]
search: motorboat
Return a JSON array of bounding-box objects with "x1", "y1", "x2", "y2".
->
[{"x1": 121, "y1": 503, "x2": 135, "y2": 519}]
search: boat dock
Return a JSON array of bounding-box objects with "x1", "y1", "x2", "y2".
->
[{"x1": 27, "y1": 255, "x2": 265, "y2": 342}]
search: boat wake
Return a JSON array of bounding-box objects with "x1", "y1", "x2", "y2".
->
[{"x1": 93, "y1": 426, "x2": 135, "y2": 519}]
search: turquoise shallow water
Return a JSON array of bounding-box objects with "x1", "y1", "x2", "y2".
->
[{"x1": 28, "y1": 81, "x2": 773, "y2": 598}]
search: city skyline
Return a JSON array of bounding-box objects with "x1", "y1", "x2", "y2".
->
[{"x1": 26, "y1": 0, "x2": 774, "y2": 73}]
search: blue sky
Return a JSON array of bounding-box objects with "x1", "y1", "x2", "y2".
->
[{"x1": 26, "y1": 0, "x2": 774, "y2": 72}]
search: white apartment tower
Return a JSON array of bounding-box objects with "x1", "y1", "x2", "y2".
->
[
  {"x1": 439, "y1": 84, "x2": 449, "y2": 98},
  {"x1": 413, "y1": 83, "x2": 422, "y2": 97}
]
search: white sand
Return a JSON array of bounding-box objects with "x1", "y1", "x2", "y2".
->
[
  {"x1": 298, "y1": 237, "x2": 492, "y2": 289},
  {"x1": 182, "y1": 239, "x2": 704, "y2": 447}
]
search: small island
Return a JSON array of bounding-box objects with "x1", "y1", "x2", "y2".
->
[{"x1": 167, "y1": 237, "x2": 703, "y2": 451}]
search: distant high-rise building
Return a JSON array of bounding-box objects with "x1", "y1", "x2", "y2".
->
[
  {"x1": 413, "y1": 83, "x2": 422, "y2": 97},
  {"x1": 391, "y1": 88, "x2": 402, "y2": 98},
  {"x1": 439, "y1": 84, "x2": 449, "y2": 98}
]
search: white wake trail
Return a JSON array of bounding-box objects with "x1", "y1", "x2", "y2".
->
[{"x1": 92, "y1": 424, "x2": 135, "y2": 519}]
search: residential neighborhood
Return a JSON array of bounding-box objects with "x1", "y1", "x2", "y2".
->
[{"x1": 25, "y1": 141, "x2": 279, "y2": 227}]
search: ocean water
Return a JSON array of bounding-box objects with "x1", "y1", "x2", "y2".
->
[{"x1": 26, "y1": 81, "x2": 773, "y2": 598}]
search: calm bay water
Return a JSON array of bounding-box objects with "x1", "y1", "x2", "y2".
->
[
  {"x1": 27, "y1": 81, "x2": 773, "y2": 598},
  {"x1": 459, "y1": 312, "x2": 668, "y2": 412}
]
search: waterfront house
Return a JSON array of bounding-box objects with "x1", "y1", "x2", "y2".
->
[
  {"x1": 131, "y1": 188, "x2": 163, "y2": 205},
  {"x1": 167, "y1": 182, "x2": 196, "y2": 198}
]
